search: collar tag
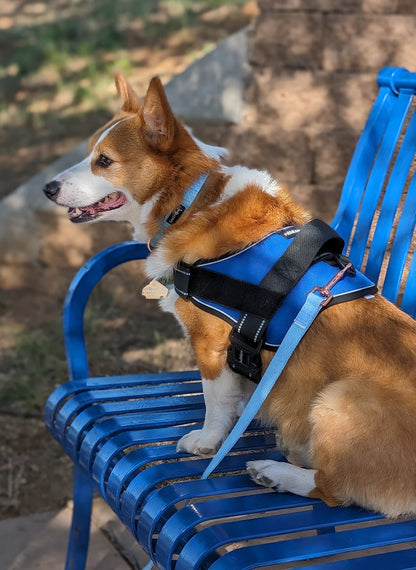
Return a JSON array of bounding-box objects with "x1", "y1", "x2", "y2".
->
[{"x1": 142, "y1": 279, "x2": 169, "y2": 300}]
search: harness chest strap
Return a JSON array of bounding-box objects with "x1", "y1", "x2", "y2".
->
[{"x1": 174, "y1": 221, "x2": 344, "y2": 318}]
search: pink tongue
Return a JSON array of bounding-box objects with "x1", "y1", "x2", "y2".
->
[
  {"x1": 82, "y1": 204, "x2": 98, "y2": 214},
  {"x1": 76, "y1": 193, "x2": 126, "y2": 216},
  {"x1": 101, "y1": 199, "x2": 118, "y2": 211}
]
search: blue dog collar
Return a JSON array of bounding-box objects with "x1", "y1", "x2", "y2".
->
[{"x1": 148, "y1": 172, "x2": 209, "y2": 250}]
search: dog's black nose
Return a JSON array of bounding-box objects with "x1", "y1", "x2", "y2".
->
[{"x1": 43, "y1": 180, "x2": 61, "y2": 200}]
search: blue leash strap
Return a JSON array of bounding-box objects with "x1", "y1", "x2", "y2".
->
[
  {"x1": 201, "y1": 262, "x2": 353, "y2": 480},
  {"x1": 200, "y1": 288, "x2": 325, "y2": 480}
]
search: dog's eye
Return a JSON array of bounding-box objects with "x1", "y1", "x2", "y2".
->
[{"x1": 96, "y1": 154, "x2": 113, "y2": 168}]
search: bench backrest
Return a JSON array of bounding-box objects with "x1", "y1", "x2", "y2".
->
[{"x1": 332, "y1": 67, "x2": 416, "y2": 317}]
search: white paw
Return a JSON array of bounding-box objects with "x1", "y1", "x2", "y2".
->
[
  {"x1": 247, "y1": 460, "x2": 282, "y2": 489},
  {"x1": 247, "y1": 460, "x2": 317, "y2": 496},
  {"x1": 176, "y1": 429, "x2": 224, "y2": 456}
]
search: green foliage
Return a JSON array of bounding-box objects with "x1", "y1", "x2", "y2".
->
[
  {"x1": 153, "y1": 330, "x2": 166, "y2": 347},
  {"x1": 0, "y1": 323, "x2": 66, "y2": 412},
  {"x1": 0, "y1": 283, "x2": 118, "y2": 413},
  {"x1": 0, "y1": 0, "x2": 245, "y2": 136},
  {"x1": 5, "y1": 0, "x2": 241, "y2": 76}
]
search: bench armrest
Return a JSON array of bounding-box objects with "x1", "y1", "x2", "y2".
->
[{"x1": 63, "y1": 241, "x2": 149, "y2": 380}]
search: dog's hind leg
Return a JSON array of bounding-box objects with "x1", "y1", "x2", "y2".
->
[
  {"x1": 307, "y1": 378, "x2": 416, "y2": 515},
  {"x1": 247, "y1": 460, "x2": 318, "y2": 496},
  {"x1": 249, "y1": 378, "x2": 416, "y2": 515}
]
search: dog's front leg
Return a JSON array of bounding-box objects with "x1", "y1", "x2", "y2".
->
[{"x1": 177, "y1": 368, "x2": 252, "y2": 456}]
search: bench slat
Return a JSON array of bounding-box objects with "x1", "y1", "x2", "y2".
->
[{"x1": 197, "y1": 520, "x2": 416, "y2": 570}]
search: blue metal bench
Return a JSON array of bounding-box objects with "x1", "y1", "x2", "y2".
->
[{"x1": 45, "y1": 66, "x2": 416, "y2": 570}]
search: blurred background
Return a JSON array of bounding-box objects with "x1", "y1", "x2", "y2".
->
[
  {"x1": 1, "y1": 0, "x2": 415, "y2": 532},
  {"x1": 0, "y1": 0, "x2": 255, "y2": 199},
  {"x1": 0, "y1": 0, "x2": 257, "y2": 521}
]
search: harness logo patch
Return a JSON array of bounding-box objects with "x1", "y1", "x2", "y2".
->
[{"x1": 277, "y1": 226, "x2": 301, "y2": 239}]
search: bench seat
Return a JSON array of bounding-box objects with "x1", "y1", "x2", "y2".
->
[{"x1": 45, "y1": 67, "x2": 416, "y2": 569}]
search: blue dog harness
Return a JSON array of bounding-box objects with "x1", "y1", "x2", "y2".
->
[{"x1": 174, "y1": 220, "x2": 377, "y2": 382}]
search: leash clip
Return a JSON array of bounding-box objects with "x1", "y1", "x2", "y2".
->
[{"x1": 311, "y1": 262, "x2": 353, "y2": 307}]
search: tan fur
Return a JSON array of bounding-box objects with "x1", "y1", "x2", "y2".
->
[
  {"x1": 165, "y1": 184, "x2": 310, "y2": 265},
  {"x1": 79, "y1": 75, "x2": 416, "y2": 517},
  {"x1": 175, "y1": 299, "x2": 231, "y2": 380}
]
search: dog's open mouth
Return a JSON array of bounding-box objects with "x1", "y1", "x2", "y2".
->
[{"x1": 68, "y1": 191, "x2": 127, "y2": 223}]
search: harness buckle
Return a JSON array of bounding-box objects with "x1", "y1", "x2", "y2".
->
[
  {"x1": 310, "y1": 261, "x2": 353, "y2": 307},
  {"x1": 227, "y1": 329, "x2": 263, "y2": 383}
]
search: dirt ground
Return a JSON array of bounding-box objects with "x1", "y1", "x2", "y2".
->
[{"x1": 0, "y1": 1, "x2": 258, "y2": 519}]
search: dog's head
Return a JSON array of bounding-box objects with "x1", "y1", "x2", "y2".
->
[{"x1": 43, "y1": 74, "x2": 225, "y2": 239}]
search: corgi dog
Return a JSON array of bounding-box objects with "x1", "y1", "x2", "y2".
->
[{"x1": 43, "y1": 74, "x2": 416, "y2": 518}]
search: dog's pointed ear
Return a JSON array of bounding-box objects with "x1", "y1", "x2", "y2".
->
[
  {"x1": 114, "y1": 72, "x2": 141, "y2": 114},
  {"x1": 141, "y1": 77, "x2": 176, "y2": 151}
]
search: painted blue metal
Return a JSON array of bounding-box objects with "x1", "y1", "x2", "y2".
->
[
  {"x1": 305, "y1": 548, "x2": 416, "y2": 570},
  {"x1": 383, "y1": 168, "x2": 416, "y2": 315},
  {"x1": 205, "y1": 520, "x2": 416, "y2": 570},
  {"x1": 65, "y1": 465, "x2": 93, "y2": 570},
  {"x1": 364, "y1": 105, "x2": 416, "y2": 286},
  {"x1": 330, "y1": 85, "x2": 393, "y2": 243},
  {"x1": 154, "y1": 491, "x2": 320, "y2": 569},
  {"x1": 44, "y1": 67, "x2": 416, "y2": 570},
  {"x1": 63, "y1": 241, "x2": 149, "y2": 381},
  {"x1": 175, "y1": 504, "x2": 384, "y2": 570},
  {"x1": 347, "y1": 91, "x2": 413, "y2": 270}
]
